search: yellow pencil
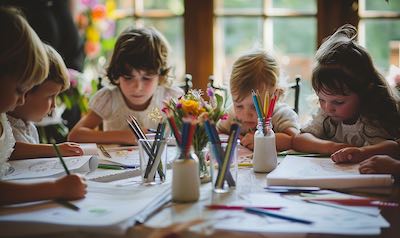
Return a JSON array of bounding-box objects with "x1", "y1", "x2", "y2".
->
[
  {"x1": 256, "y1": 90, "x2": 264, "y2": 117},
  {"x1": 263, "y1": 92, "x2": 269, "y2": 117}
]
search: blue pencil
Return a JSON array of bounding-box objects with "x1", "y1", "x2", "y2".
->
[
  {"x1": 251, "y1": 90, "x2": 263, "y2": 120},
  {"x1": 244, "y1": 207, "x2": 313, "y2": 225}
]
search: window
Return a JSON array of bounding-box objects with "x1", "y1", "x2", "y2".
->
[
  {"x1": 80, "y1": 0, "x2": 185, "y2": 83},
  {"x1": 358, "y1": 0, "x2": 400, "y2": 80},
  {"x1": 214, "y1": 0, "x2": 317, "y2": 123}
]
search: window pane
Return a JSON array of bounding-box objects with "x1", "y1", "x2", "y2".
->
[
  {"x1": 142, "y1": 18, "x2": 185, "y2": 84},
  {"x1": 272, "y1": 18, "x2": 316, "y2": 123},
  {"x1": 215, "y1": 0, "x2": 263, "y2": 11},
  {"x1": 270, "y1": 0, "x2": 316, "y2": 12},
  {"x1": 143, "y1": 0, "x2": 184, "y2": 14},
  {"x1": 116, "y1": 17, "x2": 135, "y2": 35},
  {"x1": 362, "y1": 19, "x2": 400, "y2": 73},
  {"x1": 363, "y1": 0, "x2": 400, "y2": 12},
  {"x1": 117, "y1": 0, "x2": 133, "y2": 9},
  {"x1": 215, "y1": 17, "x2": 263, "y2": 85}
]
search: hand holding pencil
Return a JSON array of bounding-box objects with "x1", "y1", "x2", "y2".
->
[
  {"x1": 55, "y1": 175, "x2": 87, "y2": 201},
  {"x1": 51, "y1": 140, "x2": 87, "y2": 207}
]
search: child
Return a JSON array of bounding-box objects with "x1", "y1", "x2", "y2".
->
[
  {"x1": 217, "y1": 49, "x2": 300, "y2": 151},
  {"x1": 68, "y1": 27, "x2": 183, "y2": 144},
  {"x1": 0, "y1": 7, "x2": 86, "y2": 205},
  {"x1": 8, "y1": 44, "x2": 84, "y2": 160},
  {"x1": 292, "y1": 24, "x2": 400, "y2": 156}
]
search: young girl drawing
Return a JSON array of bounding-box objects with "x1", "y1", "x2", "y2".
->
[
  {"x1": 293, "y1": 24, "x2": 400, "y2": 159},
  {"x1": 69, "y1": 27, "x2": 183, "y2": 144},
  {"x1": 0, "y1": 7, "x2": 86, "y2": 205},
  {"x1": 217, "y1": 49, "x2": 300, "y2": 151}
]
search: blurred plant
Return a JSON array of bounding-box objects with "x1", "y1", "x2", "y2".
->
[
  {"x1": 77, "y1": 0, "x2": 117, "y2": 61},
  {"x1": 58, "y1": 69, "x2": 99, "y2": 114}
]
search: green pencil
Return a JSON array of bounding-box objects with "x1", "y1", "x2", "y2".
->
[
  {"x1": 51, "y1": 140, "x2": 70, "y2": 175},
  {"x1": 50, "y1": 140, "x2": 79, "y2": 212}
]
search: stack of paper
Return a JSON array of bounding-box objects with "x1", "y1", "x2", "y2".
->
[
  {"x1": 0, "y1": 181, "x2": 171, "y2": 236},
  {"x1": 266, "y1": 156, "x2": 393, "y2": 189}
]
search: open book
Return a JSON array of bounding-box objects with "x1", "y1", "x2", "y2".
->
[
  {"x1": 266, "y1": 156, "x2": 393, "y2": 189},
  {"x1": 3, "y1": 155, "x2": 98, "y2": 180}
]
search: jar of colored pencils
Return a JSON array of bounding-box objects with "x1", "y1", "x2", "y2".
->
[{"x1": 172, "y1": 148, "x2": 200, "y2": 203}]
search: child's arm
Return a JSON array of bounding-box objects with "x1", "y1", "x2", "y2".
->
[
  {"x1": 275, "y1": 127, "x2": 300, "y2": 152},
  {"x1": 331, "y1": 140, "x2": 400, "y2": 163},
  {"x1": 68, "y1": 110, "x2": 136, "y2": 145},
  {"x1": 292, "y1": 133, "x2": 349, "y2": 155},
  {"x1": 359, "y1": 155, "x2": 400, "y2": 175},
  {"x1": 0, "y1": 174, "x2": 86, "y2": 205},
  {"x1": 10, "y1": 142, "x2": 83, "y2": 160}
]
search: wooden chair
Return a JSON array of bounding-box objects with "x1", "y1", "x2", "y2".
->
[
  {"x1": 207, "y1": 75, "x2": 228, "y2": 107},
  {"x1": 289, "y1": 76, "x2": 301, "y2": 114},
  {"x1": 180, "y1": 74, "x2": 193, "y2": 94}
]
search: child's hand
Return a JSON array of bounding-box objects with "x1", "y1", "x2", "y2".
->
[
  {"x1": 55, "y1": 174, "x2": 87, "y2": 200},
  {"x1": 240, "y1": 131, "x2": 255, "y2": 150},
  {"x1": 331, "y1": 147, "x2": 365, "y2": 163},
  {"x1": 58, "y1": 142, "x2": 84, "y2": 156},
  {"x1": 359, "y1": 155, "x2": 400, "y2": 175}
]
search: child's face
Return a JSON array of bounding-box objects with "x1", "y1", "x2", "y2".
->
[
  {"x1": 317, "y1": 90, "x2": 360, "y2": 124},
  {"x1": 233, "y1": 94, "x2": 258, "y2": 132},
  {"x1": 118, "y1": 68, "x2": 159, "y2": 110},
  {"x1": 0, "y1": 76, "x2": 29, "y2": 113},
  {"x1": 10, "y1": 81, "x2": 62, "y2": 122}
]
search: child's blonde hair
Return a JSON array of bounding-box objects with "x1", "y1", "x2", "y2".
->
[
  {"x1": 43, "y1": 44, "x2": 70, "y2": 92},
  {"x1": 0, "y1": 7, "x2": 48, "y2": 90},
  {"x1": 230, "y1": 49, "x2": 279, "y2": 102},
  {"x1": 313, "y1": 24, "x2": 400, "y2": 138},
  {"x1": 107, "y1": 27, "x2": 171, "y2": 86}
]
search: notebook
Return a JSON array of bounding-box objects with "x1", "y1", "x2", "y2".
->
[{"x1": 266, "y1": 156, "x2": 393, "y2": 189}]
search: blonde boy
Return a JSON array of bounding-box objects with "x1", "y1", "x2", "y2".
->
[
  {"x1": 8, "y1": 44, "x2": 83, "y2": 159},
  {"x1": 217, "y1": 49, "x2": 299, "y2": 151}
]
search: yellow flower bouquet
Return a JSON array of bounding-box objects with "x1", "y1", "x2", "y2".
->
[{"x1": 163, "y1": 88, "x2": 227, "y2": 182}]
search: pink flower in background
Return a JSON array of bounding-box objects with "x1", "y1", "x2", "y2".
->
[
  {"x1": 81, "y1": 0, "x2": 98, "y2": 8},
  {"x1": 220, "y1": 114, "x2": 228, "y2": 120},
  {"x1": 68, "y1": 68, "x2": 80, "y2": 88}
]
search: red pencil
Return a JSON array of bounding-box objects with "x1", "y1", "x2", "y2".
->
[{"x1": 206, "y1": 204, "x2": 282, "y2": 211}]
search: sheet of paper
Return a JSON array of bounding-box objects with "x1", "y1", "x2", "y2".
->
[
  {"x1": 0, "y1": 181, "x2": 171, "y2": 236},
  {"x1": 266, "y1": 156, "x2": 393, "y2": 188},
  {"x1": 99, "y1": 146, "x2": 177, "y2": 167},
  {"x1": 212, "y1": 192, "x2": 388, "y2": 235},
  {"x1": 80, "y1": 143, "x2": 99, "y2": 155},
  {"x1": 2, "y1": 156, "x2": 97, "y2": 180}
]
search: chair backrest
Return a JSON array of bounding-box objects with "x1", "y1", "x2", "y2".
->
[
  {"x1": 180, "y1": 74, "x2": 193, "y2": 94},
  {"x1": 288, "y1": 76, "x2": 301, "y2": 114},
  {"x1": 208, "y1": 75, "x2": 228, "y2": 107}
]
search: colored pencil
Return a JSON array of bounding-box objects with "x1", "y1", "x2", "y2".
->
[{"x1": 244, "y1": 207, "x2": 313, "y2": 225}]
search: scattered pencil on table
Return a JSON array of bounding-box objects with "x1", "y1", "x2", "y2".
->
[
  {"x1": 206, "y1": 204, "x2": 282, "y2": 211},
  {"x1": 244, "y1": 207, "x2": 313, "y2": 225}
]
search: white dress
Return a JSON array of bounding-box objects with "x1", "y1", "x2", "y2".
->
[
  {"x1": 7, "y1": 115, "x2": 39, "y2": 144},
  {"x1": 301, "y1": 109, "x2": 394, "y2": 146},
  {"x1": 89, "y1": 85, "x2": 184, "y2": 131},
  {"x1": 0, "y1": 113, "x2": 16, "y2": 178},
  {"x1": 217, "y1": 103, "x2": 300, "y2": 134}
]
